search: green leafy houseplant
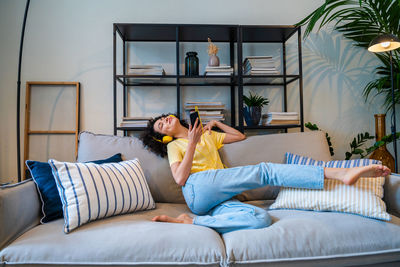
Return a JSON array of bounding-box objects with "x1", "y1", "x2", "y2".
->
[
  {"x1": 345, "y1": 132, "x2": 375, "y2": 160},
  {"x1": 243, "y1": 92, "x2": 270, "y2": 107},
  {"x1": 243, "y1": 92, "x2": 269, "y2": 126},
  {"x1": 306, "y1": 121, "x2": 400, "y2": 160},
  {"x1": 297, "y1": 0, "x2": 400, "y2": 113}
]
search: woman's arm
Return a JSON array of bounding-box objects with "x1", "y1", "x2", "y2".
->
[
  {"x1": 204, "y1": 120, "x2": 246, "y2": 144},
  {"x1": 170, "y1": 119, "x2": 202, "y2": 186}
]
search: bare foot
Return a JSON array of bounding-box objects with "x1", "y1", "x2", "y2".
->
[
  {"x1": 152, "y1": 213, "x2": 193, "y2": 224},
  {"x1": 342, "y1": 164, "x2": 391, "y2": 185}
]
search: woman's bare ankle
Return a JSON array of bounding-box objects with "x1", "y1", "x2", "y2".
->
[
  {"x1": 324, "y1": 168, "x2": 347, "y2": 182},
  {"x1": 152, "y1": 213, "x2": 193, "y2": 224},
  {"x1": 177, "y1": 213, "x2": 194, "y2": 224},
  {"x1": 324, "y1": 167, "x2": 364, "y2": 185}
]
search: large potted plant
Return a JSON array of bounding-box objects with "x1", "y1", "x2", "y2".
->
[
  {"x1": 243, "y1": 92, "x2": 269, "y2": 126},
  {"x1": 297, "y1": 0, "x2": 400, "y2": 113}
]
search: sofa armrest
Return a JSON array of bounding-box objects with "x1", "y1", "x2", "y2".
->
[
  {"x1": 0, "y1": 179, "x2": 41, "y2": 250},
  {"x1": 384, "y1": 174, "x2": 400, "y2": 218}
]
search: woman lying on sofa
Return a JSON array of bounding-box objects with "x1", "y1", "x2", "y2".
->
[{"x1": 140, "y1": 113, "x2": 391, "y2": 234}]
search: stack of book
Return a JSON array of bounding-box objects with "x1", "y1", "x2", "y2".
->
[
  {"x1": 243, "y1": 56, "x2": 278, "y2": 75},
  {"x1": 127, "y1": 65, "x2": 165, "y2": 76},
  {"x1": 120, "y1": 116, "x2": 152, "y2": 128},
  {"x1": 204, "y1": 65, "x2": 234, "y2": 76},
  {"x1": 184, "y1": 101, "x2": 225, "y2": 124},
  {"x1": 262, "y1": 112, "x2": 299, "y2": 125}
]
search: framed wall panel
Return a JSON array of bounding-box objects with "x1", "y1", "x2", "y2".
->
[{"x1": 23, "y1": 81, "x2": 80, "y2": 179}]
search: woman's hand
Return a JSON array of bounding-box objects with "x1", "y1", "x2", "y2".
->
[
  {"x1": 203, "y1": 120, "x2": 217, "y2": 135},
  {"x1": 206, "y1": 120, "x2": 246, "y2": 144},
  {"x1": 188, "y1": 118, "x2": 202, "y2": 145}
]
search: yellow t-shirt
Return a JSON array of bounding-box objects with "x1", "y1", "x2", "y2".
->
[{"x1": 167, "y1": 130, "x2": 226, "y2": 174}]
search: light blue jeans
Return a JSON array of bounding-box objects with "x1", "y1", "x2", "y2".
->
[{"x1": 182, "y1": 162, "x2": 324, "y2": 234}]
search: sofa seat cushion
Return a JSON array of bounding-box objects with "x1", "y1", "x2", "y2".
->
[
  {"x1": 223, "y1": 200, "x2": 400, "y2": 266},
  {"x1": 0, "y1": 203, "x2": 225, "y2": 267}
]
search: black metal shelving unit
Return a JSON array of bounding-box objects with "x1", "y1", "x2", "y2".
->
[{"x1": 113, "y1": 23, "x2": 304, "y2": 135}]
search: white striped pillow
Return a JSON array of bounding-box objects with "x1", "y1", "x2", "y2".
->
[
  {"x1": 49, "y1": 158, "x2": 156, "y2": 233},
  {"x1": 269, "y1": 153, "x2": 391, "y2": 221}
]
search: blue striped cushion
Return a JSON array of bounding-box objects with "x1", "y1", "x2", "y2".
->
[
  {"x1": 285, "y1": 152, "x2": 325, "y2": 166},
  {"x1": 270, "y1": 153, "x2": 391, "y2": 221},
  {"x1": 49, "y1": 158, "x2": 155, "y2": 233}
]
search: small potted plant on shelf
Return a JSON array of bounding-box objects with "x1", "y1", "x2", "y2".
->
[{"x1": 243, "y1": 92, "x2": 269, "y2": 126}]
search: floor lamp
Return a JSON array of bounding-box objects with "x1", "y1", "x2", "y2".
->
[
  {"x1": 17, "y1": 0, "x2": 31, "y2": 182},
  {"x1": 368, "y1": 34, "x2": 400, "y2": 173}
]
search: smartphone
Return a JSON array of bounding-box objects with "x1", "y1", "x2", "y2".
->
[
  {"x1": 189, "y1": 106, "x2": 203, "y2": 130},
  {"x1": 190, "y1": 110, "x2": 200, "y2": 126}
]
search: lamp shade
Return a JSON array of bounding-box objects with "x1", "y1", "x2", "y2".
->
[{"x1": 368, "y1": 33, "x2": 400, "y2": 53}]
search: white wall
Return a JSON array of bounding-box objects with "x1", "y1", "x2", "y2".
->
[{"x1": 0, "y1": 0, "x2": 396, "y2": 183}]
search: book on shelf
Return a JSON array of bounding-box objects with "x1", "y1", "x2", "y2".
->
[
  {"x1": 243, "y1": 56, "x2": 278, "y2": 75},
  {"x1": 263, "y1": 112, "x2": 299, "y2": 120},
  {"x1": 266, "y1": 112, "x2": 298, "y2": 116},
  {"x1": 201, "y1": 118, "x2": 225, "y2": 124},
  {"x1": 185, "y1": 101, "x2": 225, "y2": 110},
  {"x1": 185, "y1": 101, "x2": 223, "y2": 105},
  {"x1": 244, "y1": 70, "x2": 279, "y2": 75},
  {"x1": 198, "y1": 112, "x2": 223, "y2": 116},
  {"x1": 127, "y1": 65, "x2": 165, "y2": 76},
  {"x1": 120, "y1": 116, "x2": 152, "y2": 128},
  {"x1": 120, "y1": 122, "x2": 148, "y2": 128},
  {"x1": 262, "y1": 119, "x2": 300, "y2": 126},
  {"x1": 122, "y1": 116, "x2": 153, "y2": 121},
  {"x1": 198, "y1": 110, "x2": 222, "y2": 115},
  {"x1": 244, "y1": 56, "x2": 273, "y2": 63},
  {"x1": 184, "y1": 101, "x2": 225, "y2": 124},
  {"x1": 198, "y1": 115, "x2": 224, "y2": 120},
  {"x1": 262, "y1": 112, "x2": 299, "y2": 125},
  {"x1": 245, "y1": 56, "x2": 273, "y2": 59},
  {"x1": 244, "y1": 61, "x2": 275, "y2": 69},
  {"x1": 204, "y1": 65, "x2": 234, "y2": 76},
  {"x1": 185, "y1": 105, "x2": 225, "y2": 110},
  {"x1": 205, "y1": 65, "x2": 232, "y2": 70}
]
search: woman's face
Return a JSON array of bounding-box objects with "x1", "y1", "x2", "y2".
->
[{"x1": 153, "y1": 115, "x2": 179, "y2": 136}]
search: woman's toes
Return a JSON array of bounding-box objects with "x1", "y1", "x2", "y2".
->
[
  {"x1": 383, "y1": 166, "x2": 391, "y2": 176},
  {"x1": 373, "y1": 165, "x2": 390, "y2": 176}
]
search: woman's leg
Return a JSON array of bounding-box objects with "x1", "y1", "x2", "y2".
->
[
  {"x1": 182, "y1": 163, "x2": 390, "y2": 215},
  {"x1": 183, "y1": 163, "x2": 324, "y2": 215},
  {"x1": 183, "y1": 163, "x2": 323, "y2": 215},
  {"x1": 152, "y1": 199, "x2": 271, "y2": 234},
  {"x1": 193, "y1": 199, "x2": 271, "y2": 234}
]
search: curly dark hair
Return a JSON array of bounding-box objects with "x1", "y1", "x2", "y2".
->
[{"x1": 140, "y1": 113, "x2": 189, "y2": 158}]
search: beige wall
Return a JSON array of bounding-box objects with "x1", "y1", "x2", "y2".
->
[{"x1": 0, "y1": 0, "x2": 394, "y2": 183}]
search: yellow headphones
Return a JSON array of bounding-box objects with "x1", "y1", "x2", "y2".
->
[
  {"x1": 153, "y1": 114, "x2": 175, "y2": 144},
  {"x1": 153, "y1": 135, "x2": 173, "y2": 144}
]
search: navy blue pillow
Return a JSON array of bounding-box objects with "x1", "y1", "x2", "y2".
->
[{"x1": 26, "y1": 153, "x2": 123, "y2": 223}]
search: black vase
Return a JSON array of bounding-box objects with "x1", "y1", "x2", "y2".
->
[
  {"x1": 185, "y1": 51, "x2": 199, "y2": 76},
  {"x1": 250, "y1": 106, "x2": 262, "y2": 125}
]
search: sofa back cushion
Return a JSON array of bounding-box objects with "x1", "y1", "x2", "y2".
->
[
  {"x1": 219, "y1": 131, "x2": 332, "y2": 166},
  {"x1": 77, "y1": 132, "x2": 184, "y2": 203},
  {"x1": 77, "y1": 131, "x2": 331, "y2": 203}
]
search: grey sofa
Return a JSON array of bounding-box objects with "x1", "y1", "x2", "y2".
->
[{"x1": 1, "y1": 131, "x2": 400, "y2": 267}]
